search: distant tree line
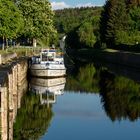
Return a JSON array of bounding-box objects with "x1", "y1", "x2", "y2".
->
[
  {"x1": 0, "y1": 0, "x2": 57, "y2": 49},
  {"x1": 54, "y1": 7, "x2": 102, "y2": 48},
  {"x1": 54, "y1": 1, "x2": 140, "y2": 51}
]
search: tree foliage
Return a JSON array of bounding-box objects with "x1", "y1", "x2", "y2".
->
[
  {"x1": 0, "y1": 0, "x2": 23, "y2": 48},
  {"x1": 54, "y1": 7, "x2": 102, "y2": 34},
  {"x1": 54, "y1": 7, "x2": 102, "y2": 48},
  {"x1": 100, "y1": 0, "x2": 140, "y2": 48},
  {"x1": 77, "y1": 22, "x2": 96, "y2": 47},
  {"x1": 100, "y1": 0, "x2": 129, "y2": 46},
  {"x1": 17, "y1": 0, "x2": 57, "y2": 46},
  {"x1": 127, "y1": 0, "x2": 140, "y2": 7}
]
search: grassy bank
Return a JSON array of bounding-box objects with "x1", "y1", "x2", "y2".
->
[
  {"x1": 0, "y1": 46, "x2": 45, "y2": 57},
  {"x1": 0, "y1": 46, "x2": 44, "y2": 64}
]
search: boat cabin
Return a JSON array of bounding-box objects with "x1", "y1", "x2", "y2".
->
[{"x1": 41, "y1": 49, "x2": 56, "y2": 62}]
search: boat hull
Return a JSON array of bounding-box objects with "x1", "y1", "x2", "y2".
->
[
  {"x1": 30, "y1": 68, "x2": 66, "y2": 77},
  {"x1": 30, "y1": 49, "x2": 66, "y2": 77}
]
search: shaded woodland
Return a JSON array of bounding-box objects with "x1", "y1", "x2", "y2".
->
[{"x1": 54, "y1": 1, "x2": 140, "y2": 51}]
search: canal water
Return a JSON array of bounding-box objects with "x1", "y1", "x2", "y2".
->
[{"x1": 1, "y1": 62, "x2": 140, "y2": 140}]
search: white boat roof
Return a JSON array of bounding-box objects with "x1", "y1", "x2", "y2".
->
[{"x1": 41, "y1": 49, "x2": 56, "y2": 53}]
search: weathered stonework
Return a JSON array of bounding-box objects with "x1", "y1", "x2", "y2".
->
[
  {"x1": 0, "y1": 53, "x2": 17, "y2": 65},
  {"x1": 0, "y1": 58, "x2": 28, "y2": 140}
]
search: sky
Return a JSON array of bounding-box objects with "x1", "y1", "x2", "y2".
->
[{"x1": 49, "y1": 0, "x2": 106, "y2": 10}]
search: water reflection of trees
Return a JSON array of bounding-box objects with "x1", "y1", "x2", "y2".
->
[
  {"x1": 66, "y1": 63, "x2": 140, "y2": 121},
  {"x1": 65, "y1": 64, "x2": 99, "y2": 93},
  {"x1": 99, "y1": 69, "x2": 140, "y2": 122},
  {"x1": 13, "y1": 91, "x2": 53, "y2": 140}
]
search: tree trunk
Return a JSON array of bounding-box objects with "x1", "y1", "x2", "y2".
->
[
  {"x1": 33, "y1": 38, "x2": 37, "y2": 47},
  {"x1": 2, "y1": 36, "x2": 5, "y2": 50},
  {"x1": 6, "y1": 38, "x2": 8, "y2": 48},
  {"x1": 13, "y1": 39, "x2": 15, "y2": 48}
]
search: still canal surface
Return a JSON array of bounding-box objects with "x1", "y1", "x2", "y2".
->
[{"x1": 3, "y1": 62, "x2": 140, "y2": 140}]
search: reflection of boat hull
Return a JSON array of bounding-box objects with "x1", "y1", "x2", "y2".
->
[
  {"x1": 31, "y1": 83, "x2": 65, "y2": 95},
  {"x1": 30, "y1": 77, "x2": 66, "y2": 87},
  {"x1": 30, "y1": 77, "x2": 66, "y2": 95},
  {"x1": 30, "y1": 77, "x2": 66, "y2": 105}
]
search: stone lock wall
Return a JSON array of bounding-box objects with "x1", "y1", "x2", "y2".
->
[
  {"x1": 0, "y1": 53, "x2": 17, "y2": 65},
  {"x1": 0, "y1": 59, "x2": 28, "y2": 140}
]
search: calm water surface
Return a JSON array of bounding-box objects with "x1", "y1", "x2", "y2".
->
[
  {"x1": 40, "y1": 92, "x2": 140, "y2": 140},
  {"x1": 13, "y1": 63, "x2": 140, "y2": 140}
]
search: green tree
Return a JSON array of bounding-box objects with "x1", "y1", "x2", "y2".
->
[
  {"x1": 54, "y1": 7, "x2": 102, "y2": 34},
  {"x1": 77, "y1": 22, "x2": 96, "y2": 47},
  {"x1": 100, "y1": 0, "x2": 129, "y2": 46},
  {"x1": 128, "y1": 6, "x2": 140, "y2": 45},
  {"x1": 0, "y1": 0, "x2": 23, "y2": 49},
  {"x1": 100, "y1": 0, "x2": 140, "y2": 47},
  {"x1": 127, "y1": 0, "x2": 140, "y2": 7},
  {"x1": 17, "y1": 0, "x2": 57, "y2": 47},
  {"x1": 100, "y1": 0, "x2": 111, "y2": 46}
]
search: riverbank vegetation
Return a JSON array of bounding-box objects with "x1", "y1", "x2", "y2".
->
[
  {"x1": 54, "y1": 0, "x2": 140, "y2": 52},
  {"x1": 0, "y1": 46, "x2": 43, "y2": 57},
  {"x1": 0, "y1": 0, "x2": 140, "y2": 53}
]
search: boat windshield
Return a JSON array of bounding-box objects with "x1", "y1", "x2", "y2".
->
[{"x1": 41, "y1": 52, "x2": 55, "y2": 61}]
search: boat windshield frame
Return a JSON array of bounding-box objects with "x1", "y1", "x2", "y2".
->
[{"x1": 41, "y1": 49, "x2": 56, "y2": 62}]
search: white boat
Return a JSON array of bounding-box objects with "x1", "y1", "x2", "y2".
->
[{"x1": 30, "y1": 48, "x2": 66, "y2": 77}]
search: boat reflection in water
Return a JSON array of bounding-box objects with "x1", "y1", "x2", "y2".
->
[
  {"x1": 30, "y1": 77, "x2": 66, "y2": 106},
  {"x1": 13, "y1": 77, "x2": 66, "y2": 140}
]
